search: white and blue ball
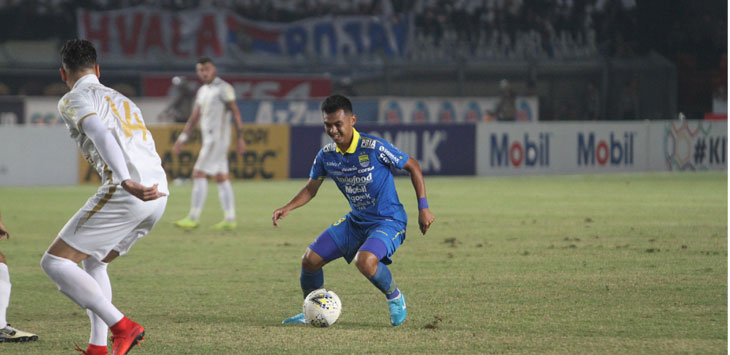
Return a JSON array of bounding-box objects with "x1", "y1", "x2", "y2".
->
[{"x1": 303, "y1": 289, "x2": 342, "y2": 327}]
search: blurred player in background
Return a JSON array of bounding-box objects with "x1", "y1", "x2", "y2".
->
[
  {"x1": 40, "y1": 39, "x2": 168, "y2": 355},
  {"x1": 158, "y1": 76, "x2": 197, "y2": 123},
  {"x1": 173, "y1": 57, "x2": 246, "y2": 231},
  {"x1": 0, "y1": 215, "x2": 38, "y2": 343},
  {"x1": 272, "y1": 94, "x2": 435, "y2": 326}
]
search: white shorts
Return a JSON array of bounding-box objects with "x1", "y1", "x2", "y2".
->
[
  {"x1": 58, "y1": 184, "x2": 167, "y2": 261},
  {"x1": 193, "y1": 140, "x2": 229, "y2": 175}
]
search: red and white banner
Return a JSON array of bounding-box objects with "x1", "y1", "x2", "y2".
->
[
  {"x1": 143, "y1": 75, "x2": 331, "y2": 99},
  {"x1": 77, "y1": 6, "x2": 411, "y2": 66}
]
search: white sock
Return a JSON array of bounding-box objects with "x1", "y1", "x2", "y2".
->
[
  {"x1": 217, "y1": 180, "x2": 236, "y2": 222},
  {"x1": 0, "y1": 263, "x2": 9, "y2": 328},
  {"x1": 40, "y1": 253, "x2": 123, "y2": 327},
  {"x1": 189, "y1": 178, "x2": 207, "y2": 221},
  {"x1": 83, "y1": 257, "x2": 111, "y2": 346}
]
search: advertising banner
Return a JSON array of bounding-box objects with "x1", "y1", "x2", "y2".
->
[
  {"x1": 78, "y1": 7, "x2": 411, "y2": 66},
  {"x1": 0, "y1": 97, "x2": 25, "y2": 125},
  {"x1": 143, "y1": 75, "x2": 332, "y2": 99},
  {"x1": 659, "y1": 120, "x2": 727, "y2": 171},
  {"x1": 379, "y1": 96, "x2": 539, "y2": 124},
  {"x1": 476, "y1": 120, "x2": 728, "y2": 176},
  {"x1": 245, "y1": 98, "x2": 379, "y2": 124},
  {"x1": 476, "y1": 122, "x2": 650, "y2": 176},
  {"x1": 24, "y1": 97, "x2": 61, "y2": 125},
  {"x1": 290, "y1": 124, "x2": 475, "y2": 178},
  {"x1": 79, "y1": 124, "x2": 290, "y2": 183}
]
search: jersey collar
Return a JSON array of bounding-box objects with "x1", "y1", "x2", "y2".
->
[
  {"x1": 73, "y1": 74, "x2": 100, "y2": 89},
  {"x1": 336, "y1": 128, "x2": 360, "y2": 155},
  {"x1": 206, "y1": 77, "x2": 221, "y2": 86}
]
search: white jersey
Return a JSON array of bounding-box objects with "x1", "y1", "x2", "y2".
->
[
  {"x1": 195, "y1": 77, "x2": 236, "y2": 143},
  {"x1": 58, "y1": 74, "x2": 168, "y2": 193}
]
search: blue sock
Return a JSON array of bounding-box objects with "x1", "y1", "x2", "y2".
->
[
  {"x1": 300, "y1": 268, "x2": 323, "y2": 298},
  {"x1": 367, "y1": 262, "x2": 400, "y2": 300}
]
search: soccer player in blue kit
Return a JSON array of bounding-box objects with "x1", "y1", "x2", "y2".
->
[{"x1": 272, "y1": 94, "x2": 435, "y2": 326}]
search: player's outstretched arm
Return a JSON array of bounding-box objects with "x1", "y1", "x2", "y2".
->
[
  {"x1": 226, "y1": 101, "x2": 247, "y2": 155},
  {"x1": 403, "y1": 158, "x2": 435, "y2": 235},
  {"x1": 173, "y1": 104, "x2": 201, "y2": 155},
  {"x1": 272, "y1": 178, "x2": 323, "y2": 227}
]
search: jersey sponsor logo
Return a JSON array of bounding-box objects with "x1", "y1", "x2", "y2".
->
[
  {"x1": 352, "y1": 198, "x2": 376, "y2": 210},
  {"x1": 358, "y1": 166, "x2": 374, "y2": 174},
  {"x1": 358, "y1": 154, "x2": 370, "y2": 167},
  {"x1": 379, "y1": 152, "x2": 391, "y2": 165},
  {"x1": 348, "y1": 193, "x2": 372, "y2": 202},
  {"x1": 360, "y1": 138, "x2": 376, "y2": 149},
  {"x1": 341, "y1": 166, "x2": 357, "y2": 172},
  {"x1": 379, "y1": 146, "x2": 400, "y2": 164},
  {"x1": 326, "y1": 161, "x2": 341, "y2": 167},
  {"x1": 335, "y1": 172, "x2": 372, "y2": 185},
  {"x1": 345, "y1": 184, "x2": 367, "y2": 194}
]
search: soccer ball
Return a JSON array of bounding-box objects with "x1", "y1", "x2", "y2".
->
[{"x1": 303, "y1": 289, "x2": 342, "y2": 327}]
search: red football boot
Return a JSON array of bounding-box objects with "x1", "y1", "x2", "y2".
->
[
  {"x1": 110, "y1": 317, "x2": 145, "y2": 355},
  {"x1": 74, "y1": 342, "x2": 108, "y2": 355}
]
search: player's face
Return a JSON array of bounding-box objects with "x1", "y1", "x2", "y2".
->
[
  {"x1": 196, "y1": 62, "x2": 216, "y2": 84},
  {"x1": 323, "y1": 109, "x2": 356, "y2": 148}
]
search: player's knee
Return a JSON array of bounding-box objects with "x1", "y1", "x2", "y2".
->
[
  {"x1": 301, "y1": 247, "x2": 327, "y2": 271},
  {"x1": 40, "y1": 253, "x2": 55, "y2": 275},
  {"x1": 214, "y1": 174, "x2": 228, "y2": 183},
  {"x1": 301, "y1": 252, "x2": 322, "y2": 271},
  {"x1": 0, "y1": 252, "x2": 6, "y2": 264},
  {"x1": 354, "y1": 253, "x2": 378, "y2": 278}
]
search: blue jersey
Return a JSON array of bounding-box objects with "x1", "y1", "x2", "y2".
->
[{"x1": 310, "y1": 128, "x2": 409, "y2": 225}]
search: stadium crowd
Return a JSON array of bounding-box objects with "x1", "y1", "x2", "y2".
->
[
  {"x1": 0, "y1": 0, "x2": 724, "y2": 119},
  {"x1": 1, "y1": 0, "x2": 642, "y2": 60}
]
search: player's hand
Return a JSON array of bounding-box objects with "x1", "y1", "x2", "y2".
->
[
  {"x1": 272, "y1": 207, "x2": 290, "y2": 227},
  {"x1": 173, "y1": 140, "x2": 183, "y2": 155},
  {"x1": 0, "y1": 219, "x2": 9, "y2": 240},
  {"x1": 418, "y1": 208, "x2": 434, "y2": 235},
  {"x1": 122, "y1": 180, "x2": 167, "y2": 201},
  {"x1": 236, "y1": 137, "x2": 246, "y2": 155}
]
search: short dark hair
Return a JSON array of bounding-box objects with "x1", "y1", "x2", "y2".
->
[
  {"x1": 197, "y1": 57, "x2": 213, "y2": 65},
  {"x1": 321, "y1": 94, "x2": 352, "y2": 114},
  {"x1": 60, "y1": 39, "x2": 97, "y2": 73}
]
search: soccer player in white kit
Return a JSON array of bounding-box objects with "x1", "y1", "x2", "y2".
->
[
  {"x1": 173, "y1": 57, "x2": 246, "y2": 230},
  {"x1": 40, "y1": 39, "x2": 168, "y2": 355}
]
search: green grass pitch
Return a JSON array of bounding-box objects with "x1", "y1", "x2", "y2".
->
[{"x1": 0, "y1": 172, "x2": 726, "y2": 354}]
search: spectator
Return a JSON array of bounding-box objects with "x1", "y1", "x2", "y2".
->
[{"x1": 494, "y1": 79, "x2": 517, "y2": 121}]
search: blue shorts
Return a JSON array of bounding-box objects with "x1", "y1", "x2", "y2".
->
[{"x1": 319, "y1": 213, "x2": 406, "y2": 265}]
